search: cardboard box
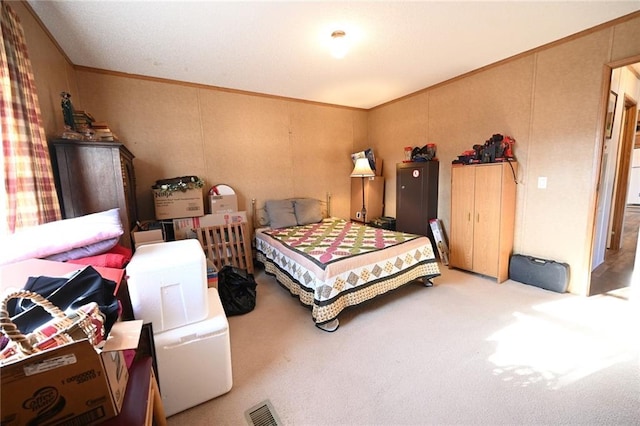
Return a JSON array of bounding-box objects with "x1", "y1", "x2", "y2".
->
[
  {"x1": 153, "y1": 188, "x2": 204, "y2": 220},
  {"x1": 131, "y1": 223, "x2": 165, "y2": 249},
  {"x1": 209, "y1": 194, "x2": 238, "y2": 214},
  {"x1": 1, "y1": 320, "x2": 143, "y2": 426},
  {"x1": 173, "y1": 211, "x2": 248, "y2": 240}
]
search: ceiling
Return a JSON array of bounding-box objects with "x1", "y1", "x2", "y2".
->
[{"x1": 26, "y1": 1, "x2": 640, "y2": 110}]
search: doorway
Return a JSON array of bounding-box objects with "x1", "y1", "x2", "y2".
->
[{"x1": 590, "y1": 61, "x2": 640, "y2": 296}]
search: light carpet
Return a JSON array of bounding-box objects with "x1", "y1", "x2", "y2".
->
[{"x1": 166, "y1": 263, "x2": 639, "y2": 425}]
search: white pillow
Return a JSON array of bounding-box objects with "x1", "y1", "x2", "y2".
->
[{"x1": 0, "y1": 208, "x2": 124, "y2": 265}]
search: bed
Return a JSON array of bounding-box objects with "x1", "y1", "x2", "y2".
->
[{"x1": 252, "y1": 196, "x2": 441, "y2": 331}]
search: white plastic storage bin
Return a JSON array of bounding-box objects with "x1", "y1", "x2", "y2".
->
[
  {"x1": 126, "y1": 239, "x2": 208, "y2": 333},
  {"x1": 153, "y1": 287, "x2": 233, "y2": 417}
]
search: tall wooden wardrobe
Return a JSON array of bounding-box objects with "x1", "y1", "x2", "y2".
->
[
  {"x1": 449, "y1": 161, "x2": 517, "y2": 283},
  {"x1": 396, "y1": 161, "x2": 439, "y2": 238},
  {"x1": 49, "y1": 139, "x2": 138, "y2": 249}
]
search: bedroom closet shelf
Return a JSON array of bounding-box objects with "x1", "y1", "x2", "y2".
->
[{"x1": 195, "y1": 222, "x2": 254, "y2": 274}]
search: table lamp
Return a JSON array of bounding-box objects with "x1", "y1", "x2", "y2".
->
[{"x1": 350, "y1": 158, "x2": 376, "y2": 223}]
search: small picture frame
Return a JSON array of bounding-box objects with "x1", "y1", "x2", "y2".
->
[{"x1": 605, "y1": 91, "x2": 617, "y2": 139}]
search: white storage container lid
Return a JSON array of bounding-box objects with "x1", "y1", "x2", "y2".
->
[{"x1": 128, "y1": 239, "x2": 203, "y2": 268}]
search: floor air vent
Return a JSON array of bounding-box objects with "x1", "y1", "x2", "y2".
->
[{"x1": 245, "y1": 399, "x2": 281, "y2": 426}]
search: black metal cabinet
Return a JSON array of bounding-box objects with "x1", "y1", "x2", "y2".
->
[
  {"x1": 396, "y1": 161, "x2": 439, "y2": 239},
  {"x1": 49, "y1": 139, "x2": 138, "y2": 249}
]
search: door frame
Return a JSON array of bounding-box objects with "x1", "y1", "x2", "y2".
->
[
  {"x1": 588, "y1": 57, "x2": 640, "y2": 296},
  {"x1": 609, "y1": 99, "x2": 638, "y2": 250}
]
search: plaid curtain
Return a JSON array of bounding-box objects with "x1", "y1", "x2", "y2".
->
[{"x1": 1, "y1": 1, "x2": 61, "y2": 237}]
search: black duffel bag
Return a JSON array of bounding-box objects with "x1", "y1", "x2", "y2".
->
[
  {"x1": 217, "y1": 265, "x2": 257, "y2": 316},
  {"x1": 7, "y1": 266, "x2": 120, "y2": 335}
]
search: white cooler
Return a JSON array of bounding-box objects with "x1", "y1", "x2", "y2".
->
[
  {"x1": 126, "y1": 239, "x2": 208, "y2": 332},
  {"x1": 154, "y1": 287, "x2": 233, "y2": 417}
]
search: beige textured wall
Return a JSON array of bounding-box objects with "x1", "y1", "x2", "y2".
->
[
  {"x1": 526, "y1": 31, "x2": 612, "y2": 293},
  {"x1": 12, "y1": 1, "x2": 76, "y2": 140},
  {"x1": 73, "y1": 71, "x2": 366, "y2": 222},
  {"x1": 369, "y1": 14, "x2": 640, "y2": 294}
]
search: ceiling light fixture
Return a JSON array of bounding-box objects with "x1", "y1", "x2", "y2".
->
[{"x1": 330, "y1": 30, "x2": 348, "y2": 59}]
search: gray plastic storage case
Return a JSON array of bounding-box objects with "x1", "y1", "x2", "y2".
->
[{"x1": 509, "y1": 254, "x2": 570, "y2": 293}]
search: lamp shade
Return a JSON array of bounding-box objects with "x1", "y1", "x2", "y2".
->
[{"x1": 350, "y1": 158, "x2": 375, "y2": 178}]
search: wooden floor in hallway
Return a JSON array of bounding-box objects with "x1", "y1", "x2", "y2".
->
[{"x1": 590, "y1": 205, "x2": 640, "y2": 295}]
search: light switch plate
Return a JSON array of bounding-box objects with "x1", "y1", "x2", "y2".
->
[{"x1": 538, "y1": 177, "x2": 547, "y2": 189}]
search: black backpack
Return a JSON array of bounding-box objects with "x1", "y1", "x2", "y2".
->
[{"x1": 217, "y1": 265, "x2": 257, "y2": 316}]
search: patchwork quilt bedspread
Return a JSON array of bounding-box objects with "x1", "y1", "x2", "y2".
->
[{"x1": 256, "y1": 218, "x2": 441, "y2": 324}]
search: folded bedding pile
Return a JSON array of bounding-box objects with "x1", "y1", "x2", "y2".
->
[
  {"x1": 0, "y1": 208, "x2": 130, "y2": 268},
  {"x1": 65, "y1": 244, "x2": 132, "y2": 269}
]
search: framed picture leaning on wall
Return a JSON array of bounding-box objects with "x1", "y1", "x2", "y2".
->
[{"x1": 605, "y1": 90, "x2": 617, "y2": 139}]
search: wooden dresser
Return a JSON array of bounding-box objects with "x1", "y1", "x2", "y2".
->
[{"x1": 49, "y1": 139, "x2": 138, "y2": 249}]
